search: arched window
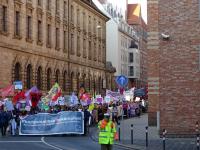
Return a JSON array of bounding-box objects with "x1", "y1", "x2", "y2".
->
[
  {"x1": 37, "y1": 66, "x2": 42, "y2": 90},
  {"x1": 63, "y1": 71, "x2": 67, "y2": 91},
  {"x1": 88, "y1": 78, "x2": 91, "y2": 91},
  {"x1": 99, "y1": 77, "x2": 101, "y2": 94},
  {"x1": 70, "y1": 72, "x2": 74, "y2": 93},
  {"x1": 94, "y1": 78, "x2": 96, "y2": 93},
  {"x1": 47, "y1": 68, "x2": 51, "y2": 90},
  {"x1": 82, "y1": 74, "x2": 86, "y2": 88},
  {"x1": 14, "y1": 62, "x2": 21, "y2": 81},
  {"x1": 77, "y1": 73, "x2": 80, "y2": 90},
  {"x1": 55, "y1": 69, "x2": 60, "y2": 84},
  {"x1": 26, "y1": 64, "x2": 32, "y2": 89}
]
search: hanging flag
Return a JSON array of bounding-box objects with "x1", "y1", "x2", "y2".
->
[
  {"x1": 42, "y1": 83, "x2": 62, "y2": 104},
  {"x1": 0, "y1": 85, "x2": 14, "y2": 98},
  {"x1": 25, "y1": 86, "x2": 42, "y2": 107},
  {"x1": 13, "y1": 91, "x2": 26, "y2": 105}
]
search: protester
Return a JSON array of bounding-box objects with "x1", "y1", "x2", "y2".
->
[
  {"x1": 98, "y1": 113, "x2": 117, "y2": 150},
  {"x1": 10, "y1": 114, "x2": 17, "y2": 136},
  {"x1": 0, "y1": 111, "x2": 10, "y2": 136},
  {"x1": 83, "y1": 106, "x2": 91, "y2": 135},
  {"x1": 112, "y1": 104, "x2": 118, "y2": 125},
  {"x1": 98, "y1": 104, "x2": 104, "y2": 122}
]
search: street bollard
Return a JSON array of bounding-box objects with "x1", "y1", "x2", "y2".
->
[
  {"x1": 118, "y1": 122, "x2": 121, "y2": 141},
  {"x1": 162, "y1": 129, "x2": 166, "y2": 150},
  {"x1": 146, "y1": 126, "x2": 148, "y2": 147},
  {"x1": 196, "y1": 122, "x2": 199, "y2": 150},
  {"x1": 131, "y1": 124, "x2": 133, "y2": 144}
]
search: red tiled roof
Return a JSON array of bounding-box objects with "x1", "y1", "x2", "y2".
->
[{"x1": 127, "y1": 4, "x2": 141, "y2": 25}]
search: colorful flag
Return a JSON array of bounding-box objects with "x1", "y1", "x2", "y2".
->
[
  {"x1": 0, "y1": 85, "x2": 14, "y2": 98},
  {"x1": 42, "y1": 83, "x2": 62, "y2": 104}
]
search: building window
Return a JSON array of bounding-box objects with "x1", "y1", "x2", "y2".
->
[
  {"x1": 88, "y1": 41, "x2": 91, "y2": 59},
  {"x1": 88, "y1": 16, "x2": 91, "y2": 32},
  {"x1": 63, "y1": 31, "x2": 67, "y2": 52},
  {"x1": 99, "y1": 77, "x2": 101, "y2": 93},
  {"x1": 26, "y1": 64, "x2": 32, "y2": 89},
  {"x1": 64, "y1": 1, "x2": 67, "y2": 18},
  {"x1": 98, "y1": 21, "x2": 101, "y2": 37},
  {"x1": 71, "y1": 5, "x2": 74, "y2": 23},
  {"x1": 83, "y1": 38, "x2": 86, "y2": 58},
  {"x1": 88, "y1": 78, "x2": 91, "y2": 91},
  {"x1": 93, "y1": 18, "x2": 96, "y2": 34},
  {"x1": 129, "y1": 53, "x2": 134, "y2": 63},
  {"x1": 77, "y1": 9, "x2": 80, "y2": 25},
  {"x1": 70, "y1": 73, "x2": 74, "y2": 92},
  {"x1": 26, "y1": 16, "x2": 32, "y2": 40},
  {"x1": 98, "y1": 44, "x2": 101, "y2": 62},
  {"x1": 83, "y1": 12, "x2": 86, "y2": 30},
  {"x1": 63, "y1": 71, "x2": 67, "y2": 91},
  {"x1": 14, "y1": 63, "x2": 21, "y2": 81},
  {"x1": 77, "y1": 35, "x2": 80, "y2": 56},
  {"x1": 47, "y1": 68, "x2": 51, "y2": 90},
  {"x1": 55, "y1": 28, "x2": 60, "y2": 49},
  {"x1": 37, "y1": 67, "x2": 42, "y2": 90},
  {"x1": 1, "y1": 6, "x2": 7, "y2": 32},
  {"x1": 46, "y1": 24, "x2": 51, "y2": 47},
  {"x1": 37, "y1": 20, "x2": 42, "y2": 42},
  {"x1": 55, "y1": 69, "x2": 60, "y2": 83},
  {"x1": 56, "y1": 0, "x2": 59, "y2": 15},
  {"x1": 70, "y1": 33, "x2": 74, "y2": 54},
  {"x1": 94, "y1": 42, "x2": 97, "y2": 61},
  {"x1": 38, "y1": 0, "x2": 42, "y2": 6},
  {"x1": 15, "y1": 11, "x2": 20, "y2": 36},
  {"x1": 129, "y1": 66, "x2": 134, "y2": 76},
  {"x1": 46, "y1": 0, "x2": 51, "y2": 11}
]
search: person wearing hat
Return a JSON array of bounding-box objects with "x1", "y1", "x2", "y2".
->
[{"x1": 98, "y1": 113, "x2": 117, "y2": 150}]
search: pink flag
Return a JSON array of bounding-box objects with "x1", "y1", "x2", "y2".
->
[{"x1": 0, "y1": 85, "x2": 14, "y2": 98}]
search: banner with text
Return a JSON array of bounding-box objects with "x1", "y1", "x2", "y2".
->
[{"x1": 19, "y1": 111, "x2": 84, "y2": 135}]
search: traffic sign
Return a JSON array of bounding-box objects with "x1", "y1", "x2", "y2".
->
[{"x1": 115, "y1": 75, "x2": 128, "y2": 87}]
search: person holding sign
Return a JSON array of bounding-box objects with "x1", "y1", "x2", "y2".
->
[{"x1": 98, "y1": 113, "x2": 118, "y2": 150}]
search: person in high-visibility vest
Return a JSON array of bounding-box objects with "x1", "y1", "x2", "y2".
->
[{"x1": 98, "y1": 113, "x2": 117, "y2": 150}]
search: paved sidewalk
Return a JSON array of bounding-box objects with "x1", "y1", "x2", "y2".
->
[{"x1": 116, "y1": 114, "x2": 197, "y2": 150}]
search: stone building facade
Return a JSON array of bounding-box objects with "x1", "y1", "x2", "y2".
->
[
  {"x1": 0, "y1": 0, "x2": 114, "y2": 95},
  {"x1": 148, "y1": 0, "x2": 200, "y2": 135}
]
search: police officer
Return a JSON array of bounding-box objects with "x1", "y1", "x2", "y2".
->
[{"x1": 98, "y1": 113, "x2": 117, "y2": 150}]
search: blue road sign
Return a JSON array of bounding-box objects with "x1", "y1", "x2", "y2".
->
[{"x1": 115, "y1": 75, "x2": 128, "y2": 87}]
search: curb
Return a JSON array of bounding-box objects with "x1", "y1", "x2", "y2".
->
[
  {"x1": 115, "y1": 142, "x2": 146, "y2": 150},
  {"x1": 90, "y1": 127, "x2": 145, "y2": 150}
]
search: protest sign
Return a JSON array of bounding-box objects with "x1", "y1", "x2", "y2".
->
[
  {"x1": 19, "y1": 111, "x2": 84, "y2": 135},
  {"x1": 14, "y1": 81, "x2": 23, "y2": 90}
]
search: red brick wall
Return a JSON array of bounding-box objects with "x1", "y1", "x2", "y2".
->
[
  {"x1": 147, "y1": 0, "x2": 160, "y2": 126},
  {"x1": 148, "y1": 0, "x2": 200, "y2": 135}
]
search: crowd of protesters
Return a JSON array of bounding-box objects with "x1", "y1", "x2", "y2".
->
[{"x1": 0, "y1": 97, "x2": 147, "y2": 137}]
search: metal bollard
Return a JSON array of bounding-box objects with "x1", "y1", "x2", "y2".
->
[
  {"x1": 131, "y1": 124, "x2": 133, "y2": 144},
  {"x1": 118, "y1": 122, "x2": 121, "y2": 141},
  {"x1": 162, "y1": 129, "x2": 166, "y2": 150},
  {"x1": 146, "y1": 126, "x2": 148, "y2": 147},
  {"x1": 196, "y1": 122, "x2": 199, "y2": 150}
]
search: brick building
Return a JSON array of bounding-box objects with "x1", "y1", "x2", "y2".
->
[
  {"x1": 127, "y1": 4, "x2": 148, "y2": 88},
  {"x1": 0, "y1": 0, "x2": 115, "y2": 95},
  {"x1": 148, "y1": 0, "x2": 200, "y2": 135}
]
